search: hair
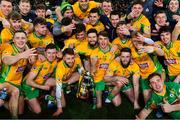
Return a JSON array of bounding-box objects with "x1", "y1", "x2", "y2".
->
[
  {"x1": 63, "y1": 48, "x2": 74, "y2": 56},
  {"x1": 33, "y1": 17, "x2": 46, "y2": 26},
  {"x1": 35, "y1": 4, "x2": 46, "y2": 11},
  {"x1": 147, "y1": 73, "x2": 161, "y2": 82},
  {"x1": 120, "y1": 47, "x2": 131, "y2": 55},
  {"x1": 102, "y1": 0, "x2": 112, "y2": 5},
  {"x1": 159, "y1": 26, "x2": 172, "y2": 34},
  {"x1": 87, "y1": 28, "x2": 98, "y2": 35},
  {"x1": 76, "y1": 23, "x2": 86, "y2": 34},
  {"x1": 116, "y1": 21, "x2": 127, "y2": 28},
  {"x1": 19, "y1": 0, "x2": 30, "y2": 4},
  {"x1": 45, "y1": 43, "x2": 57, "y2": 51},
  {"x1": 98, "y1": 30, "x2": 109, "y2": 38},
  {"x1": 168, "y1": 0, "x2": 179, "y2": 5},
  {"x1": 110, "y1": 10, "x2": 120, "y2": 18},
  {"x1": 61, "y1": 17, "x2": 72, "y2": 26},
  {"x1": 102, "y1": 0, "x2": 112, "y2": 3},
  {"x1": 0, "y1": 0, "x2": 12, "y2": 4},
  {"x1": 89, "y1": 8, "x2": 100, "y2": 16},
  {"x1": 13, "y1": 30, "x2": 27, "y2": 38},
  {"x1": 154, "y1": 10, "x2": 167, "y2": 17},
  {"x1": 131, "y1": 0, "x2": 144, "y2": 7},
  {"x1": 8, "y1": 11, "x2": 22, "y2": 20}
]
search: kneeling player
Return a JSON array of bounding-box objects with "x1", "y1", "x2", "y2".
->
[
  {"x1": 136, "y1": 73, "x2": 180, "y2": 119},
  {"x1": 104, "y1": 48, "x2": 140, "y2": 109},
  {"x1": 22, "y1": 44, "x2": 57, "y2": 114},
  {"x1": 54, "y1": 48, "x2": 84, "y2": 116}
]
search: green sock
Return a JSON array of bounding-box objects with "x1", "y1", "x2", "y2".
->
[{"x1": 107, "y1": 93, "x2": 115, "y2": 101}]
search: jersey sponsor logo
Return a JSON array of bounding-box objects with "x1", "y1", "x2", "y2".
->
[
  {"x1": 139, "y1": 63, "x2": 149, "y2": 69},
  {"x1": 43, "y1": 73, "x2": 51, "y2": 80},
  {"x1": 16, "y1": 65, "x2": 26, "y2": 72},
  {"x1": 164, "y1": 59, "x2": 177, "y2": 65},
  {"x1": 36, "y1": 47, "x2": 45, "y2": 52},
  {"x1": 99, "y1": 63, "x2": 109, "y2": 69}
]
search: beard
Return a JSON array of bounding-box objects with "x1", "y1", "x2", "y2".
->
[
  {"x1": 121, "y1": 60, "x2": 130, "y2": 68},
  {"x1": 89, "y1": 42, "x2": 97, "y2": 48}
]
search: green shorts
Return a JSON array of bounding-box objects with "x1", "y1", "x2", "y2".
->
[
  {"x1": 140, "y1": 77, "x2": 150, "y2": 91},
  {"x1": 121, "y1": 81, "x2": 133, "y2": 92},
  {"x1": 22, "y1": 81, "x2": 39, "y2": 100},
  {"x1": 170, "y1": 111, "x2": 180, "y2": 119},
  {"x1": 105, "y1": 81, "x2": 133, "y2": 92},
  {"x1": 95, "y1": 81, "x2": 105, "y2": 91},
  {"x1": 0, "y1": 78, "x2": 23, "y2": 96}
]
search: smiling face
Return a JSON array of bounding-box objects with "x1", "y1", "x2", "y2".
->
[
  {"x1": 131, "y1": 4, "x2": 143, "y2": 18},
  {"x1": 120, "y1": 51, "x2": 131, "y2": 68},
  {"x1": 19, "y1": 1, "x2": 31, "y2": 15},
  {"x1": 35, "y1": 9, "x2": 46, "y2": 18},
  {"x1": 35, "y1": 23, "x2": 47, "y2": 36},
  {"x1": 149, "y1": 75, "x2": 164, "y2": 93},
  {"x1": 110, "y1": 14, "x2": 120, "y2": 28},
  {"x1": 88, "y1": 32, "x2": 98, "y2": 46},
  {"x1": 155, "y1": 13, "x2": 167, "y2": 26},
  {"x1": 98, "y1": 35, "x2": 109, "y2": 50},
  {"x1": 10, "y1": 19, "x2": 22, "y2": 31},
  {"x1": 116, "y1": 23, "x2": 128, "y2": 35},
  {"x1": 45, "y1": 48, "x2": 57, "y2": 62},
  {"x1": 63, "y1": 54, "x2": 75, "y2": 68},
  {"x1": 13, "y1": 32, "x2": 27, "y2": 49},
  {"x1": 76, "y1": 31, "x2": 86, "y2": 41},
  {"x1": 0, "y1": 0, "x2": 12, "y2": 17},
  {"x1": 132, "y1": 37, "x2": 144, "y2": 50},
  {"x1": 102, "y1": 1, "x2": 112, "y2": 16},
  {"x1": 168, "y1": 0, "x2": 179, "y2": 13},
  {"x1": 79, "y1": 0, "x2": 89, "y2": 10},
  {"x1": 63, "y1": 9, "x2": 73, "y2": 18},
  {"x1": 160, "y1": 32, "x2": 171, "y2": 45},
  {"x1": 89, "y1": 12, "x2": 99, "y2": 26}
]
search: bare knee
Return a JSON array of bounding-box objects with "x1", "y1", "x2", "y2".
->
[
  {"x1": 34, "y1": 107, "x2": 41, "y2": 114},
  {"x1": 28, "y1": 99, "x2": 41, "y2": 114},
  {"x1": 114, "y1": 101, "x2": 121, "y2": 107},
  {"x1": 11, "y1": 88, "x2": 19, "y2": 98},
  {"x1": 112, "y1": 95, "x2": 121, "y2": 107}
]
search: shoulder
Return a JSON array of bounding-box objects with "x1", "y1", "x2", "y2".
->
[
  {"x1": 34, "y1": 60, "x2": 44, "y2": 66},
  {"x1": 2, "y1": 44, "x2": 14, "y2": 56},
  {"x1": 27, "y1": 32, "x2": 34, "y2": 38},
  {"x1": 1, "y1": 28, "x2": 11, "y2": 35},
  {"x1": 110, "y1": 59, "x2": 119, "y2": 67},
  {"x1": 165, "y1": 82, "x2": 180, "y2": 88},
  {"x1": 173, "y1": 41, "x2": 180, "y2": 45},
  {"x1": 72, "y1": 2, "x2": 79, "y2": 8}
]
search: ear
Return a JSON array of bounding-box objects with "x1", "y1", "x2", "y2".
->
[
  {"x1": 35, "y1": 10, "x2": 37, "y2": 15},
  {"x1": 34, "y1": 25, "x2": 38, "y2": 31},
  {"x1": 12, "y1": 38, "x2": 15, "y2": 43},
  {"x1": 149, "y1": 84, "x2": 152, "y2": 89},
  {"x1": 98, "y1": 15, "x2": 100, "y2": 19}
]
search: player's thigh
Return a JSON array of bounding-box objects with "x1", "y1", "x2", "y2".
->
[{"x1": 28, "y1": 98, "x2": 41, "y2": 114}]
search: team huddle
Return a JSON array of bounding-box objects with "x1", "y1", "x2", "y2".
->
[{"x1": 0, "y1": 0, "x2": 179, "y2": 119}]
